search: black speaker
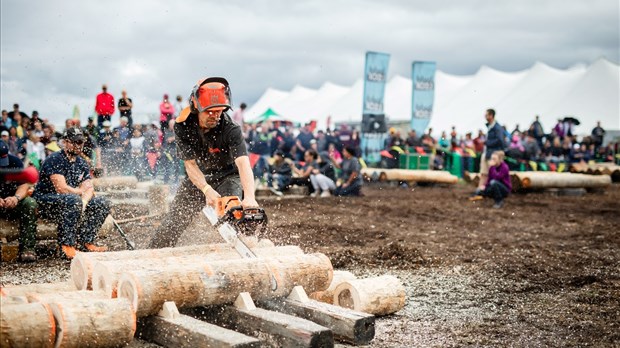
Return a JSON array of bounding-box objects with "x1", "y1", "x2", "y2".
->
[{"x1": 362, "y1": 114, "x2": 387, "y2": 133}]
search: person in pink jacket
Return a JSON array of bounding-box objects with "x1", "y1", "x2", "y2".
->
[
  {"x1": 95, "y1": 84, "x2": 115, "y2": 127},
  {"x1": 159, "y1": 94, "x2": 175, "y2": 130}
]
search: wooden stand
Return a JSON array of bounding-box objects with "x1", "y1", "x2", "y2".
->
[
  {"x1": 0, "y1": 302, "x2": 56, "y2": 348},
  {"x1": 117, "y1": 253, "x2": 333, "y2": 317},
  {"x1": 333, "y1": 275, "x2": 406, "y2": 316}
]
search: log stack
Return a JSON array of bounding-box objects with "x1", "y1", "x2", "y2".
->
[
  {"x1": 361, "y1": 168, "x2": 458, "y2": 184},
  {"x1": 570, "y1": 162, "x2": 620, "y2": 182},
  {"x1": 512, "y1": 171, "x2": 612, "y2": 190}
]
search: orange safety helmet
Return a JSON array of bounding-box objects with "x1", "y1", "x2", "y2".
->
[{"x1": 189, "y1": 77, "x2": 232, "y2": 113}]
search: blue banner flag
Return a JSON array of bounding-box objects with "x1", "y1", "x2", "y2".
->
[
  {"x1": 410, "y1": 61, "x2": 436, "y2": 135},
  {"x1": 362, "y1": 51, "x2": 390, "y2": 115}
]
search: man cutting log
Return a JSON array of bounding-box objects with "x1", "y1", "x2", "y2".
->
[{"x1": 148, "y1": 77, "x2": 259, "y2": 248}]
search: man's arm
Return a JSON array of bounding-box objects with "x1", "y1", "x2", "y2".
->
[
  {"x1": 2, "y1": 183, "x2": 31, "y2": 209},
  {"x1": 235, "y1": 155, "x2": 258, "y2": 208},
  {"x1": 80, "y1": 179, "x2": 94, "y2": 202},
  {"x1": 50, "y1": 174, "x2": 83, "y2": 195},
  {"x1": 184, "y1": 160, "x2": 220, "y2": 205}
]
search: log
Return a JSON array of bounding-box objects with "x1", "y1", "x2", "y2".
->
[
  {"x1": 137, "y1": 301, "x2": 260, "y2": 348},
  {"x1": 0, "y1": 302, "x2": 56, "y2": 348},
  {"x1": 309, "y1": 270, "x2": 357, "y2": 304},
  {"x1": 333, "y1": 275, "x2": 406, "y2": 316},
  {"x1": 70, "y1": 238, "x2": 270, "y2": 291},
  {"x1": 49, "y1": 297, "x2": 136, "y2": 348},
  {"x1": 118, "y1": 253, "x2": 333, "y2": 317},
  {"x1": 26, "y1": 290, "x2": 106, "y2": 304},
  {"x1": 361, "y1": 168, "x2": 458, "y2": 184},
  {"x1": 1, "y1": 281, "x2": 76, "y2": 298},
  {"x1": 0, "y1": 295, "x2": 28, "y2": 305},
  {"x1": 92, "y1": 176, "x2": 138, "y2": 190},
  {"x1": 93, "y1": 246, "x2": 304, "y2": 298},
  {"x1": 263, "y1": 286, "x2": 375, "y2": 345},
  {"x1": 218, "y1": 292, "x2": 334, "y2": 348},
  {"x1": 514, "y1": 172, "x2": 612, "y2": 189},
  {"x1": 0, "y1": 219, "x2": 57, "y2": 243}
]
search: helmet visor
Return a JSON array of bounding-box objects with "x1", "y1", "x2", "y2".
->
[{"x1": 196, "y1": 82, "x2": 231, "y2": 113}]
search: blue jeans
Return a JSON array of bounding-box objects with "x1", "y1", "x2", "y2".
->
[
  {"x1": 334, "y1": 183, "x2": 361, "y2": 196},
  {"x1": 252, "y1": 155, "x2": 270, "y2": 179},
  {"x1": 34, "y1": 193, "x2": 111, "y2": 246},
  {"x1": 266, "y1": 173, "x2": 290, "y2": 191},
  {"x1": 483, "y1": 179, "x2": 509, "y2": 203}
]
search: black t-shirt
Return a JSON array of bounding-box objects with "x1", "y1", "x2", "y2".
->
[
  {"x1": 34, "y1": 151, "x2": 91, "y2": 196},
  {"x1": 118, "y1": 98, "x2": 133, "y2": 117},
  {"x1": 0, "y1": 154, "x2": 23, "y2": 198},
  {"x1": 174, "y1": 112, "x2": 247, "y2": 175}
]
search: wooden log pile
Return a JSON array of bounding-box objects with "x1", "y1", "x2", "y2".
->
[
  {"x1": 511, "y1": 171, "x2": 612, "y2": 190},
  {"x1": 2, "y1": 240, "x2": 406, "y2": 347},
  {"x1": 570, "y1": 162, "x2": 620, "y2": 182},
  {"x1": 362, "y1": 168, "x2": 459, "y2": 184}
]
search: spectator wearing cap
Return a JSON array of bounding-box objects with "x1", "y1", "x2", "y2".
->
[
  {"x1": 118, "y1": 90, "x2": 133, "y2": 128},
  {"x1": 33, "y1": 127, "x2": 110, "y2": 259},
  {"x1": 332, "y1": 146, "x2": 363, "y2": 197},
  {"x1": 84, "y1": 116, "x2": 99, "y2": 141},
  {"x1": 159, "y1": 94, "x2": 175, "y2": 131},
  {"x1": 95, "y1": 84, "x2": 115, "y2": 127},
  {"x1": 0, "y1": 140, "x2": 39, "y2": 262}
]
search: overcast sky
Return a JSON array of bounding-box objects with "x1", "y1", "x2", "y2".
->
[{"x1": 1, "y1": 0, "x2": 618, "y2": 126}]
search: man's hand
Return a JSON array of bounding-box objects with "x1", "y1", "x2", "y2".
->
[
  {"x1": 0, "y1": 198, "x2": 5, "y2": 208},
  {"x1": 204, "y1": 187, "x2": 221, "y2": 207},
  {"x1": 342, "y1": 182, "x2": 350, "y2": 188},
  {"x1": 241, "y1": 197, "x2": 259, "y2": 209},
  {"x1": 4, "y1": 196, "x2": 19, "y2": 209}
]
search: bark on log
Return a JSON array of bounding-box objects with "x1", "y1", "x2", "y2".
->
[
  {"x1": 309, "y1": 270, "x2": 357, "y2": 304},
  {"x1": 0, "y1": 219, "x2": 57, "y2": 242},
  {"x1": 117, "y1": 253, "x2": 333, "y2": 317},
  {"x1": 93, "y1": 246, "x2": 304, "y2": 298},
  {"x1": 70, "y1": 238, "x2": 270, "y2": 291},
  {"x1": 514, "y1": 172, "x2": 612, "y2": 189},
  {"x1": 333, "y1": 275, "x2": 406, "y2": 316},
  {"x1": 92, "y1": 176, "x2": 138, "y2": 190},
  {"x1": 26, "y1": 290, "x2": 106, "y2": 304},
  {"x1": 49, "y1": 297, "x2": 136, "y2": 348},
  {"x1": 0, "y1": 302, "x2": 56, "y2": 348},
  {"x1": 1, "y1": 281, "x2": 75, "y2": 298},
  {"x1": 361, "y1": 168, "x2": 458, "y2": 184}
]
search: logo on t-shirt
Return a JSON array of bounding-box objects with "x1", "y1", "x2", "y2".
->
[{"x1": 209, "y1": 148, "x2": 221, "y2": 154}]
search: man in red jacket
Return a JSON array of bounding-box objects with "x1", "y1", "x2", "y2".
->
[{"x1": 95, "y1": 84, "x2": 115, "y2": 128}]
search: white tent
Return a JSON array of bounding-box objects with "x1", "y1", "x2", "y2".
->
[
  {"x1": 245, "y1": 87, "x2": 290, "y2": 121},
  {"x1": 249, "y1": 59, "x2": 619, "y2": 134}
]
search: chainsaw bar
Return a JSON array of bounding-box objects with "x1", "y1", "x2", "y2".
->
[{"x1": 202, "y1": 206, "x2": 278, "y2": 291}]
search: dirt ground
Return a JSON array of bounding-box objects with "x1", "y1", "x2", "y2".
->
[{"x1": 2, "y1": 182, "x2": 619, "y2": 347}]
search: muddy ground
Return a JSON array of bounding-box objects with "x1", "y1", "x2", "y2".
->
[{"x1": 2, "y1": 182, "x2": 619, "y2": 347}]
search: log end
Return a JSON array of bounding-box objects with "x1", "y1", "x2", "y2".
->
[
  {"x1": 118, "y1": 273, "x2": 140, "y2": 316},
  {"x1": 92, "y1": 262, "x2": 116, "y2": 298},
  {"x1": 70, "y1": 253, "x2": 91, "y2": 291}
]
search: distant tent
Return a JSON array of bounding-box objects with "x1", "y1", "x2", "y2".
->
[{"x1": 248, "y1": 108, "x2": 298, "y2": 125}]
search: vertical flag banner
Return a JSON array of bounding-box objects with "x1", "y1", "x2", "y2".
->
[
  {"x1": 362, "y1": 51, "x2": 390, "y2": 164},
  {"x1": 362, "y1": 51, "x2": 390, "y2": 115},
  {"x1": 410, "y1": 61, "x2": 436, "y2": 135}
]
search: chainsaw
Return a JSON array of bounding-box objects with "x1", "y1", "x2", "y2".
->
[{"x1": 202, "y1": 196, "x2": 277, "y2": 290}]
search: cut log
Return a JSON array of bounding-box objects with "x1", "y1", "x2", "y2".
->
[
  {"x1": 49, "y1": 297, "x2": 136, "y2": 348},
  {"x1": 0, "y1": 302, "x2": 56, "y2": 348},
  {"x1": 92, "y1": 176, "x2": 138, "y2": 190},
  {"x1": 93, "y1": 246, "x2": 304, "y2": 298},
  {"x1": 0, "y1": 295, "x2": 28, "y2": 305},
  {"x1": 1, "y1": 281, "x2": 75, "y2": 298},
  {"x1": 26, "y1": 290, "x2": 106, "y2": 304},
  {"x1": 0, "y1": 219, "x2": 57, "y2": 243},
  {"x1": 70, "y1": 238, "x2": 269, "y2": 290},
  {"x1": 333, "y1": 275, "x2": 406, "y2": 316},
  {"x1": 514, "y1": 172, "x2": 612, "y2": 189},
  {"x1": 218, "y1": 292, "x2": 334, "y2": 348},
  {"x1": 361, "y1": 168, "x2": 458, "y2": 184},
  {"x1": 137, "y1": 301, "x2": 260, "y2": 348},
  {"x1": 118, "y1": 253, "x2": 333, "y2": 317},
  {"x1": 309, "y1": 270, "x2": 357, "y2": 304},
  {"x1": 263, "y1": 286, "x2": 375, "y2": 345}
]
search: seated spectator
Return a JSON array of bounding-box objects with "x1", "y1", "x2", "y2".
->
[
  {"x1": 471, "y1": 150, "x2": 511, "y2": 208},
  {"x1": 266, "y1": 150, "x2": 292, "y2": 195},
  {"x1": 310, "y1": 152, "x2": 337, "y2": 197},
  {"x1": 0, "y1": 140, "x2": 38, "y2": 262},
  {"x1": 290, "y1": 149, "x2": 317, "y2": 195},
  {"x1": 327, "y1": 143, "x2": 342, "y2": 165},
  {"x1": 333, "y1": 146, "x2": 363, "y2": 197},
  {"x1": 33, "y1": 127, "x2": 110, "y2": 259}
]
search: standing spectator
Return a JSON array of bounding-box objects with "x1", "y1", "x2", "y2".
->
[
  {"x1": 84, "y1": 116, "x2": 99, "y2": 141},
  {"x1": 159, "y1": 94, "x2": 175, "y2": 131},
  {"x1": 591, "y1": 121, "x2": 605, "y2": 152},
  {"x1": 471, "y1": 150, "x2": 511, "y2": 208},
  {"x1": 118, "y1": 90, "x2": 133, "y2": 128},
  {"x1": 231, "y1": 103, "x2": 247, "y2": 126},
  {"x1": 552, "y1": 119, "x2": 565, "y2": 140},
  {"x1": 333, "y1": 146, "x2": 363, "y2": 197},
  {"x1": 29, "y1": 111, "x2": 43, "y2": 130},
  {"x1": 477, "y1": 109, "x2": 505, "y2": 192},
  {"x1": 0, "y1": 140, "x2": 39, "y2": 262},
  {"x1": 174, "y1": 95, "x2": 185, "y2": 118},
  {"x1": 95, "y1": 84, "x2": 115, "y2": 127},
  {"x1": 33, "y1": 128, "x2": 110, "y2": 259},
  {"x1": 530, "y1": 115, "x2": 545, "y2": 146},
  {"x1": 7, "y1": 103, "x2": 28, "y2": 121}
]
